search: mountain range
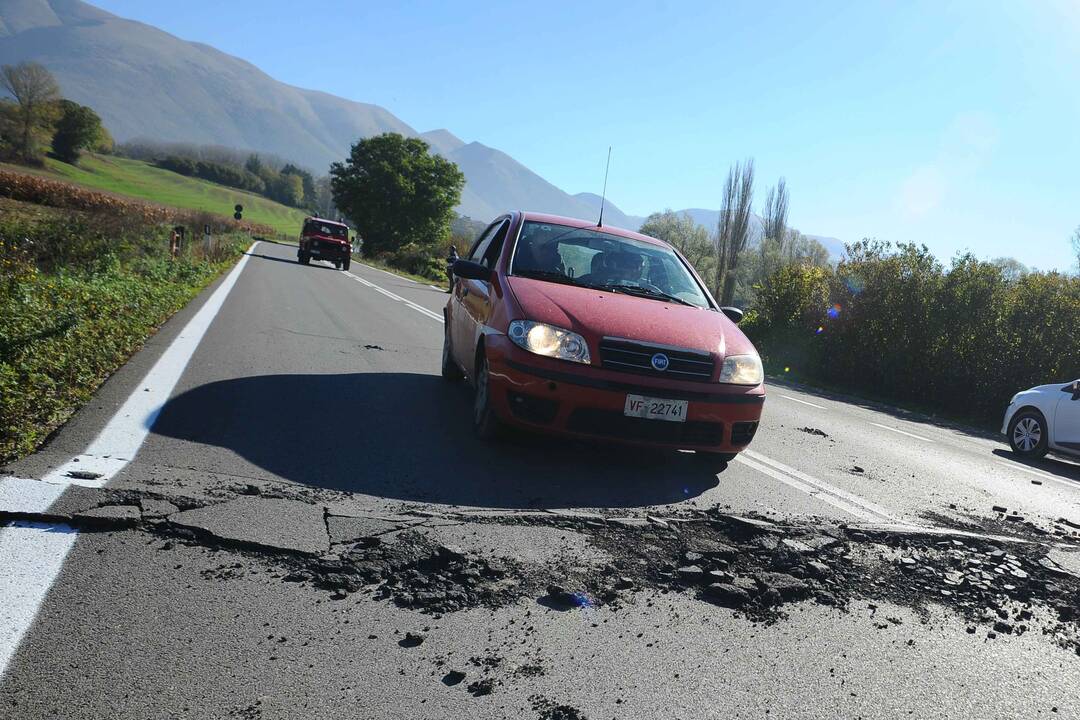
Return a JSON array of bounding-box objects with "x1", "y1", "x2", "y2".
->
[{"x1": 0, "y1": 0, "x2": 843, "y2": 255}]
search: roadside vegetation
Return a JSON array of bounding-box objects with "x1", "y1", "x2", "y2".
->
[
  {"x1": 0, "y1": 61, "x2": 112, "y2": 167},
  {"x1": 331, "y1": 132, "x2": 466, "y2": 281},
  {"x1": 0, "y1": 191, "x2": 260, "y2": 463},
  {"x1": 639, "y1": 159, "x2": 1079, "y2": 429},
  {"x1": 742, "y1": 243, "x2": 1079, "y2": 427},
  {"x1": 3, "y1": 154, "x2": 310, "y2": 236}
]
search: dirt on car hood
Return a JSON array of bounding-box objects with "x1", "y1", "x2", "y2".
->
[{"x1": 506, "y1": 276, "x2": 757, "y2": 358}]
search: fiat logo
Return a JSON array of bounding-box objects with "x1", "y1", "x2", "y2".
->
[{"x1": 650, "y1": 353, "x2": 670, "y2": 371}]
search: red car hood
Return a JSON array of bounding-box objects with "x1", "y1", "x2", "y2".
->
[{"x1": 506, "y1": 277, "x2": 757, "y2": 358}]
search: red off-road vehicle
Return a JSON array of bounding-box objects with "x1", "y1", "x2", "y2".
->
[{"x1": 298, "y1": 217, "x2": 352, "y2": 270}]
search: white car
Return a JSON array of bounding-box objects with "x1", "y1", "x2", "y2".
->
[{"x1": 1002, "y1": 380, "x2": 1080, "y2": 458}]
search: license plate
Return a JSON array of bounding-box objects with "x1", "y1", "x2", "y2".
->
[{"x1": 623, "y1": 394, "x2": 688, "y2": 423}]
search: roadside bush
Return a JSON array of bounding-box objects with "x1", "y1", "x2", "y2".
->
[
  {"x1": 0, "y1": 197, "x2": 250, "y2": 462},
  {"x1": 744, "y1": 241, "x2": 1080, "y2": 426},
  {"x1": 383, "y1": 242, "x2": 445, "y2": 281}
]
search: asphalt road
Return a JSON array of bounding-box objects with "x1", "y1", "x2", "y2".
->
[{"x1": 2, "y1": 240, "x2": 1079, "y2": 719}]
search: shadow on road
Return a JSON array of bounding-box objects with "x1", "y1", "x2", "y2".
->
[
  {"x1": 151, "y1": 372, "x2": 722, "y2": 508},
  {"x1": 764, "y1": 376, "x2": 1007, "y2": 442},
  {"x1": 990, "y1": 449, "x2": 1080, "y2": 486},
  {"x1": 250, "y1": 253, "x2": 337, "y2": 270}
]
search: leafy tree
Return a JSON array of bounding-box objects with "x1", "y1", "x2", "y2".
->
[
  {"x1": 282, "y1": 163, "x2": 316, "y2": 205},
  {"x1": 0, "y1": 62, "x2": 60, "y2": 164},
  {"x1": 330, "y1": 133, "x2": 464, "y2": 256},
  {"x1": 51, "y1": 100, "x2": 105, "y2": 164},
  {"x1": 992, "y1": 257, "x2": 1029, "y2": 282},
  {"x1": 760, "y1": 179, "x2": 789, "y2": 246},
  {"x1": 310, "y1": 175, "x2": 337, "y2": 218},
  {"x1": 244, "y1": 154, "x2": 264, "y2": 176},
  {"x1": 639, "y1": 210, "x2": 715, "y2": 280},
  {"x1": 715, "y1": 158, "x2": 756, "y2": 305},
  {"x1": 1071, "y1": 225, "x2": 1080, "y2": 272},
  {"x1": 93, "y1": 124, "x2": 115, "y2": 154},
  {"x1": 269, "y1": 172, "x2": 304, "y2": 207}
]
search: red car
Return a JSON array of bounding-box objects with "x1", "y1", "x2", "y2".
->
[
  {"x1": 298, "y1": 217, "x2": 351, "y2": 270},
  {"x1": 442, "y1": 211, "x2": 764, "y2": 463}
]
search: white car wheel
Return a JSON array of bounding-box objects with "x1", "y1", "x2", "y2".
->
[{"x1": 1008, "y1": 411, "x2": 1048, "y2": 458}]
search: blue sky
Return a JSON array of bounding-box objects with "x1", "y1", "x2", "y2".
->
[{"x1": 92, "y1": 0, "x2": 1079, "y2": 270}]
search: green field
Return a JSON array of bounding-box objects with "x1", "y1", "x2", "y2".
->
[{"x1": 2, "y1": 154, "x2": 309, "y2": 237}]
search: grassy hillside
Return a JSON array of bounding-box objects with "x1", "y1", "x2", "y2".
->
[{"x1": 0, "y1": 154, "x2": 308, "y2": 236}]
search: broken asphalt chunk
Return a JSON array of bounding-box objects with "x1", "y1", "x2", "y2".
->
[
  {"x1": 398, "y1": 632, "x2": 425, "y2": 648},
  {"x1": 65, "y1": 470, "x2": 103, "y2": 481},
  {"x1": 442, "y1": 670, "x2": 466, "y2": 686},
  {"x1": 167, "y1": 497, "x2": 330, "y2": 555},
  {"x1": 677, "y1": 565, "x2": 705, "y2": 583},
  {"x1": 753, "y1": 572, "x2": 811, "y2": 602},
  {"x1": 139, "y1": 497, "x2": 179, "y2": 519},
  {"x1": 74, "y1": 504, "x2": 141, "y2": 528},
  {"x1": 703, "y1": 582, "x2": 751, "y2": 608}
]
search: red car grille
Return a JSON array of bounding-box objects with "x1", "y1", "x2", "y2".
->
[{"x1": 598, "y1": 338, "x2": 715, "y2": 382}]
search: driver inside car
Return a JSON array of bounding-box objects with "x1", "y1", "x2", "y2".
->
[
  {"x1": 533, "y1": 240, "x2": 565, "y2": 275},
  {"x1": 591, "y1": 251, "x2": 643, "y2": 285}
]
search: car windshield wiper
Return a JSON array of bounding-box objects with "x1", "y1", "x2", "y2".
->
[
  {"x1": 592, "y1": 283, "x2": 697, "y2": 307},
  {"x1": 513, "y1": 269, "x2": 582, "y2": 286}
]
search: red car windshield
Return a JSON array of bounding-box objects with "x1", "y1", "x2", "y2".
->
[
  {"x1": 511, "y1": 221, "x2": 711, "y2": 308},
  {"x1": 304, "y1": 221, "x2": 348, "y2": 239}
]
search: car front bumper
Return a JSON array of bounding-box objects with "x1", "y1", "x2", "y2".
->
[{"x1": 484, "y1": 336, "x2": 764, "y2": 453}]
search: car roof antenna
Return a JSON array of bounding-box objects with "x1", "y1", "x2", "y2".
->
[{"x1": 597, "y1": 146, "x2": 612, "y2": 227}]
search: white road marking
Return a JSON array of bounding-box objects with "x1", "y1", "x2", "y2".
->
[
  {"x1": 42, "y1": 245, "x2": 259, "y2": 486},
  {"x1": 0, "y1": 477, "x2": 67, "y2": 513},
  {"x1": 869, "y1": 422, "x2": 934, "y2": 443},
  {"x1": 0, "y1": 523, "x2": 78, "y2": 673},
  {"x1": 739, "y1": 449, "x2": 904, "y2": 524},
  {"x1": 0, "y1": 243, "x2": 257, "y2": 679},
  {"x1": 344, "y1": 271, "x2": 444, "y2": 323},
  {"x1": 778, "y1": 394, "x2": 826, "y2": 410}
]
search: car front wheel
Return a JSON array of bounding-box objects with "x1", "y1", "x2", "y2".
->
[
  {"x1": 1008, "y1": 410, "x2": 1049, "y2": 458},
  {"x1": 441, "y1": 322, "x2": 462, "y2": 382},
  {"x1": 472, "y1": 353, "x2": 502, "y2": 440}
]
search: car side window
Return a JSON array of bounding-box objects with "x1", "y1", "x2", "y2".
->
[
  {"x1": 480, "y1": 221, "x2": 510, "y2": 269},
  {"x1": 468, "y1": 222, "x2": 500, "y2": 263}
]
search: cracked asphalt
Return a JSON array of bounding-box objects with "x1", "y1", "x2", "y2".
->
[{"x1": 2, "y1": 241, "x2": 1080, "y2": 719}]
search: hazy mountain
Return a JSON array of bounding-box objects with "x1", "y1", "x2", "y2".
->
[
  {"x1": 422, "y1": 136, "x2": 604, "y2": 225},
  {"x1": 0, "y1": 0, "x2": 415, "y2": 171},
  {"x1": 572, "y1": 193, "x2": 646, "y2": 230},
  {"x1": 0, "y1": 0, "x2": 845, "y2": 256},
  {"x1": 418, "y1": 129, "x2": 465, "y2": 156}
]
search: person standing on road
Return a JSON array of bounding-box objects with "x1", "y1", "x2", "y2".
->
[{"x1": 446, "y1": 245, "x2": 459, "y2": 293}]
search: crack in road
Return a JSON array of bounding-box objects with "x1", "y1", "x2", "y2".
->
[{"x1": 5, "y1": 485, "x2": 1080, "y2": 659}]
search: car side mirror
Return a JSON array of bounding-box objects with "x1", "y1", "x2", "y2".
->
[
  {"x1": 1063, "y1": 380, "x2": 1080, "y2": 399},
  {"x1": 720, "y1": 306, "x2": 744, "y2": 324},
  {"x1": 453, "y1": 259, "x2": 492, "y2": 282}
]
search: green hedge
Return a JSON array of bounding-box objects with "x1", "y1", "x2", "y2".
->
[
  {"x1": 0, "y1": 211, "x2": 247, "y2": 462},
  {"x1": 743, "y1": 240, "x2": 1080, "y2": 426}
]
